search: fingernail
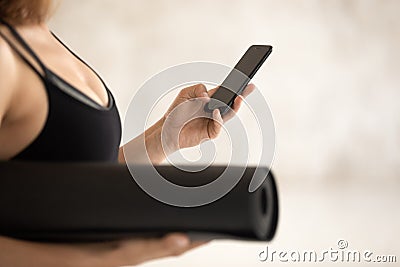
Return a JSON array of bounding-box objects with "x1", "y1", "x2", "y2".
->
[{"x1": 202, "y1": 92, "x2": 209, "y2": 98}]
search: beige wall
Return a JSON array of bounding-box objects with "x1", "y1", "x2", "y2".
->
[
  {"x1": 49, "y1": 0, "x2": 400, "y2": 184},
  {"x1": 49, "y1": 1, "x2": 399, "y2": 266}
]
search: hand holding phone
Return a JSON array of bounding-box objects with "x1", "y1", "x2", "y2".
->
[{"x1": 205, "y1": 45, "x2": 272, "y2": 115}]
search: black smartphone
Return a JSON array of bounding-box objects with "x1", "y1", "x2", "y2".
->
[{"x1": 205, "y1": 45, "x2": 272, "y2": 115}]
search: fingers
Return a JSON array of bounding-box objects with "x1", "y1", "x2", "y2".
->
[
  {"x1": 207, "y1": 109, "x2": 223, "y2": 139},
  {"x1": 193, "y1": 84, "x2": 210, "y2": 105},
  {"x1": 108, "y1": 233, "x2": 198, "y2": 266},
  {"x1": 232, "y1": 95, "x2": 244, "y2": 112},
  {"x1": 135, "y1": 233, "x2": 207, "y2": 263},
  {"x1": 242, "y1": 83, "x2": 256, "y2": 98},
  {"x1": 221, "y1": 84, "x2": 255, "y2": 122},
  {"x1": 181, "y1": 84, "x2": 208, "y2": 99},
  {"x1": 231, "y1": 83, "x2": 255, "y2": 112},
  {"x1": 220, "y1": 94, "x2": 244, "y2": 122},
  {"x1": 207, "y1": 86, "x2": 219, "y2": 97}
]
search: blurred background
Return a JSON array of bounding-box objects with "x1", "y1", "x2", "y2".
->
[{"x1": 50, "y1": 0, "x2": 399, "y2": 266}]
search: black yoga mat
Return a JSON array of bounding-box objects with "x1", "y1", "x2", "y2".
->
[{"x1": 0, "y1": 162, "x2": 278, "y2": 242}]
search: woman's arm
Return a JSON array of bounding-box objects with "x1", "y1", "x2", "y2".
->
[{"x1": 0, "y1": 39, "x2": 206, "y2": 267}]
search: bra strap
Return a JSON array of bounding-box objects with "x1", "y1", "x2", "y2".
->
[{"x1": 0, "y1": 18, "x2": 48, "y2": 77}]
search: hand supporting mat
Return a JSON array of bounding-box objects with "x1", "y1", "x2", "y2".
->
[{"x1": 0, "y1": 162, "x2": 278, "y2": 242}]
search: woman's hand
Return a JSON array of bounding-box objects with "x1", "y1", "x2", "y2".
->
[
  {"x1": 82, "y1": 233, "x2": 206, "y2": 266},
  {"x1": 160, "y1": 83, "x2": 255, "y2": 154},
  {"x1": 119, "y1": 83, "x2": 254, "y2": 164},
  {"x1": 0, "y1": 233, "x2": 206, "y2": 267}
]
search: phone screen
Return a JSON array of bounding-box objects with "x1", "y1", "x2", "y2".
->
[{"x1": 206, "y1": 45, "x2": 272, "y2": 114}]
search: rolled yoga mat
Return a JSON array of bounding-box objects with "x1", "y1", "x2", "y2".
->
[{"x1": 0, "y1": 162, "x2": 278, "y2": 242}]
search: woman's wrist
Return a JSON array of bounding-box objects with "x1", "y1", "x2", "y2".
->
[
  {"x1": 120, "y1": 117, "x2": 180, "y2": 165},
  {"x1": 144, "y1": 117, "x2": 177, "y2": 164}
]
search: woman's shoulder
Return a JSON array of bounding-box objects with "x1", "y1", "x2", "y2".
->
[
  {"x1": 0, "y1": 35, "x2": 18, "y2": 121},
  {"x1": 0, "y1": 32, "x2": 17, "y2": 71},
  {"x1": 0, "y1": 33, "x2": 18, "y2": 82}
]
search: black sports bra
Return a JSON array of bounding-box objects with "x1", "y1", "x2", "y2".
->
[{"x1": 0, "y1": 20, "x2": 122, "y2": 162}]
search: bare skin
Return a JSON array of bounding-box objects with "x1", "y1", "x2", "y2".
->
[{"x1": 0, "y1": 22, "x2": 253, "y2": 266}]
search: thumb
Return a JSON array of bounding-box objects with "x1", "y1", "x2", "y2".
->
[
  {"x1": 162, "y1": 233, "x2": 191, "y2": 254},
  {"x1": 183, "y1": 84, "x2": 208, "y2": 99},
  {"x1": 145, "y1": 233, "x2": 191, "y2": 259}
]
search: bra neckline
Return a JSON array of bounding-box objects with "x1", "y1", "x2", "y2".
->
[
  {"x1": 0, "y1": 19, "x2": 114, "y2": 111},
  {"x1": 46, "y1": 69, "x2": 114, "y2": 111}
]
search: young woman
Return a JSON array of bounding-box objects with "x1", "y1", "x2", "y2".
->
[{"x1": 0, "y1": 0, "x2": 253, "y2": 266}]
